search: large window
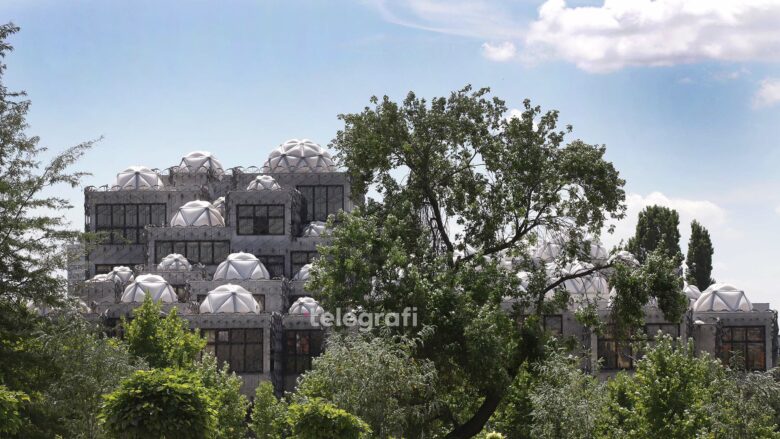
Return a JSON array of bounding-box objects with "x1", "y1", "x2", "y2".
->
[
  {"x1": 297, "y1": 185, "x2": 344, "y2": 223},
  {"x1": 155, "y1": 241, "x2": 229, "y2": 265},
  {"x1": 598, "y1": 323, "x2": 680, "y2": 370},
  {"x1": 203, "y1": 329, "x2": 263, "y2": 373},
  {"x1": 236, "y1": 204, "x2": 285, "y2": 235},
  {"x1": 721, "y1": 326, "x2": 766, "y2": 371},
  {"x1": 285, "y1": 330, "x2": 324, "y2": 374},
  {"x1": 291, "y1": 251, "x2": 318, "y2": 278},
  {"x1": 95, "y1": 203, "x2": 166, "y2": 244},
  {"x1": 257, "y1": 255, "x2": 285, "y2": 279}
]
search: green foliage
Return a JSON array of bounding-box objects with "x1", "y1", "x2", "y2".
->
[
  {"x1": 703, "y1": 370, "x2": 780, "y2": 438},
  {"x1": 250, "y1": 382, "x2": 286, "y2": 439},
  {"x1": 626, "y1": 205, "x2": 683, "y2": 265},
  {"x1": 100, "y1": 368, "x2": 216, "y2": 439},
  {"x1": 286, "y1": 398, "x2": 371, "y2": 439},
  {"x1": 34, "y1": 312, "x2": 142, "y2": 439},
  {"x1": 0, "y1": 384, "x2": 28, "y2": 435},
  {"x1": 194, "y1": 353, "x2": 249, "y2": 439},
  {"x1": 295, "y1": 333, "x2": 439, "y2": 437},
  {"x1": 315, "y1": 87, "x2": 628, "y2": 436},
  {"x1": 686, "y1": 219, "x2": 715, "y2": 290},
  {"x1": 124, "y1": 295, "x2": 206, "y2": 368}
]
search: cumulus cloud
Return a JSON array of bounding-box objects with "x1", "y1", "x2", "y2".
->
[
  {"x1": 752, "y1": 78, "x2": 780, "y2": 108},
  {"x1": 481, "y1": 41, "x2": 517, "y2": 61},
  {"x1": 372, "y1": 0, "x2": 780, "y2": 71}
]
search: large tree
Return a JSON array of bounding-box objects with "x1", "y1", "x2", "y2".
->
[
  {"x1": 310, "y1": 87, "x2": 686, "y2": 437},
  {"x1": 626, "y1": 205, "x2": 683, "y2": 265},
  {"x1": 686, "y1": 220, "x2": 715, "y2": 290}
]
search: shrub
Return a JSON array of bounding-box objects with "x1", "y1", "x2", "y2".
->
[
  {"x1": 287, "y1": 398, "x2": 371, "y2": 439},
  {"x1": 250, "y1": 382, "x2": 286, "y2": 439}
]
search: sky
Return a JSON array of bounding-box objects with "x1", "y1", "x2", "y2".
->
[{"x1": 1, "y1": 0, "x2": 779, "y2": 305}]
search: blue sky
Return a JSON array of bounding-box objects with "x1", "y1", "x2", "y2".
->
[{"x1": 2, "y1": 0, "x2": 779, "y2": 304}]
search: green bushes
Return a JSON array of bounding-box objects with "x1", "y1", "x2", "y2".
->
[{"x1": 287, "y1": 398, "x2": 371, "y2": 439}]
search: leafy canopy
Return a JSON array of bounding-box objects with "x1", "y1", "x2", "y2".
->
[
  {"x1": 686, "y1": 219, "x2": 715, "y2": 290},
  {"x1": 627, "y1": 205, "x2": 683, "y2": 265}
]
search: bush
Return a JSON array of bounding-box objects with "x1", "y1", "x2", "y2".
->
[
  {"x1": 287, "y1": 398, "x2": 371, "y2": 439},
  {"x1": 194, "y1": 353, "x2": 249, "y2": 439},
  {"x1": 100, "y1": 368, "x2": 216, "y2": 439},
  {"x1": 250, "y1": 382, "x2": 286, "y2": 439}
]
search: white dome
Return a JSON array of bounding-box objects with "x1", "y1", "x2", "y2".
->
[
  {"x1": 563, "y1": 262, "x2": 609, "y2": 297},
  {"x1": 170, "y1": 200, "x2": 225, "y2": 227},
  {"x1": 302, "y1": 221, "x2": 328, "y2": 237},
  {"x1": 199, "y1": 284, "x2": 261, "y2": 314},
  {"x1": 157, "y1": 253, "x2": 192, "y2": 271},
  {"x1": 516, "y1": 271, "x2": 531, "y2": 292},
  {"x1": 106, "y1": 266, "x2": 134, "y2": 284},
  {"x1": 609, "y1": 250, "x2": 640, "y2": 267},
  {"x1": 112, "y1": 166, "x2": 164, "y2": 190},
  {"x1": 213, "y1": 252, "x2": 270, "y2": 280},
  {"x1": 176, "y1": 151, "x2": 224, "y2": 174},
  {"x1": 533, "y1": 241, "x2": 561, "y2": 264},
  {"x1": 262, "y1": 139, "x2": 337, "y2": 173},
  {"x1": 246, "y1": 175, "x2": 282, "y2": 191},
  {"x1": 121, "y1": 274, "x2": 177, "y2": 303},
  {"x1": 87, "y1": 273, "x2": 110, "y2": 282},
  {"x1": 288, "y1": 296, "x2": 324, "y2": 316},
  {"x1": 692, "y1": 283, "x2": 753, "y2": 312},
  {"x1": 292, "y1": 263, "x2": 313, "y2": 281},
  {"x1": 683, "y1": 284, "x2": 702, "y2": 301}
]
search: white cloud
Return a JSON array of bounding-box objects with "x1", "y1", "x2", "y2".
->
[
  {"x1": 506, "y1": 108, "x2": 523, "y2": 120},
  {"x1": 371, "y1": 0, "x2": 780, "y2": 73},
  {"x1": 752, "y1": 78, "x2": 780, "y2": 108},
  {"x1": 481, "y1": 41, "x2": 517, "y2": 62},
  {"x1": 774, "y1": 205, "x2": 780, "y2": 216}
]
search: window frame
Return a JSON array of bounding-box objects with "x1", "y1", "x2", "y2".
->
[
  {"x1": 284, "y1": 330, "x2": 324, "y2": 375},
  {"x1": 290, "y1": 251, "x2": 318, "y2": 278},
  {"x1": 296, "y1": 185, "x2": 344, "y2": 223},
  {"x1": 155, "y1": 240, "x2": 230, "y2": 265},
  {"x1": 203, "y1": 328, "x2": 263, "y2": 373},
  {"x1": 236, "y1": 204, "x2": 286, "y2": 236},
  {"x1": 95, "y1": 203, "x2": 167, "y2": 244},
  {"x1": 257, "y1": 255, "x2": 285, "y2": 279},
  {"x1": 721, "y1": 326, "x2": 766, "y2": 371}
]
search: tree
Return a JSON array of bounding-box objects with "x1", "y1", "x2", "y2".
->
[
  {"x1": 100, "y1": 368, "x2": 216, "y2": 439},
  {"x1": 295, "y1": 333, "x2": 439, "y2": 437},
  {"x1": 194, "y1": 353, "x2": 249, "y2": 439},
  {"x1": 250, "y1": 382, "x2": 287, "y2": 439},
  {"x1": 34, "y1": 311, "x2": 142, "y2": 439},
  {"x1": 686, "y1": 220, "x2": 715, "y2": 290},
  {"x1": 311, "y1": 87, "x2": 684, "y2": 437},
  {"x1": 0, "y1": 384, "x2": 28, "y2": 436},
  {"x1": 286, "y1": 398, "x2": 371, "y2": 439},
  {"x1": 626, "y1": 205, "x2": 683, "y2": 265},
  {"x1": 123, "y1": 295, "x2": 206, "y2": 368},
  {"x1": 0, "y1": 22, "x2": 96, "y2": 426}
]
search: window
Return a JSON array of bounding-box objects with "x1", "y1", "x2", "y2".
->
[
  {"x1": 721, "y1": 326, "x2": 766, "y2": 371},
  {"x1": 285, "y1": 330, "x2": 323, "y2": 374},
  {"x1": 291, "y1": 251, "x2": 318, "y2": 278},
  {"x1": 544, "y1": 315, "x2": 563, "y2": 337},
  {"x1": 94, "y1": 264, "x2": 137, "y2": 275},
  {"x1": 95, "y1": 203, "x2": 166, "y2": 244},
  {"x1": 203, "y1": 329, "x2": 263, "y2": 373},
  {"x1": 597, "y1": 325, "x2": 633, "y2": 370},
  {"x1": 155, "y1": 241, "x2": 229, "y2": 265},
  {"x1": 236, "y1": 204, "x2": 285, "y2": 235},
  {"x1": 297, "y1": 185, "x2": 344, "y2": 222},
  {"x1": 257, "y1": 255, "x2": 285, "y2": 279}
]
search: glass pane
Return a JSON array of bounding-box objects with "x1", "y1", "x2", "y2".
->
[
  {"x1": 748, "y1": 327, "x2": 764, "y2": 342},
  {"x1": 138, "y1": 204, "x2": 151, "y2": 225},
  {"x1": 204, "y1": 330, "x2": 215, "y2": 342},
  {"x1": 200, "y1": 243, "x2": 213, "y2": 265},
  {"x1": 268, "y1": 218, "x2": 284, "y2": 235},
  {"x1": 255, "y1": 216, "x2": 269, "y2": 234},
  {"x1": 732, "y1": 327, "x2": 746, "y2": 341},
  {"x1": 125, "y1": 228, "x2": 138, "y2": 244},
  {"x1": 238, "y1": 218, "x2": 254, "y2": 235},
  {"x1": 298, "y1": 333, "x2": 310, "y2": 355},
  {"x1": 187, "y1": 242, "x2": 200, "y2": 261},
  {"x1": 327, "y1": 186, "x2": 343, "y2": 216},
  {"x1": 246, "y1": 343, "x2": 262, "y2": 372},
  {"x1": 214, "y1": 242, "x2": 229, "y2": 262},
  {"x1": 112, "y1": 205, "x2": 125, "y2": 227},
  {"x1": 96, "y1": 205, "x2": 111, "y2": 227},
  {"x1": 217, "y1": 330, "x2": 229, "y2": 342},
  {"x1": 269, "y1": 205, "x2": 284, "y2": 217},
  {"x1": 748, "y1": 343, "x2": 765, "y2": 370},
  {"x1": 246, "y1": 329, "x2": 262, "y2": 343},
  {"x1": 151, "y1": 204, "x2": 166, "y2": 225},
  {"x1": 230, "y1": 345, "x2": 245, "y2": 372},
  {"x1": 722, "y1": 328, "x2": 733, "y2": 342},
  {"x1": 238, "y1": 205, "x2": 253, "y2": 217},
  {"x1": 174, "y1": 241, "x2": 186, "y2": 256},
  {"x1": 314, "y1": 186, "x2": 327, "y2": 221},
  {"x1": 125, "y1": 205, "x2": 138, "y2": 226}
]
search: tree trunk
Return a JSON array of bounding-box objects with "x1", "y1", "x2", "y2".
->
[{"x1": 444, "y1": 392, "x2": 503, "y2": 439}]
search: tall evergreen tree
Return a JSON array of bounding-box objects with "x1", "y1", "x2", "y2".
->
[
  {"x1": 627, "y1": 205, "x2": 683, "y2": 265},
  {"x1": 686, "y1": 220, "x2": 715, "y2": 290}
]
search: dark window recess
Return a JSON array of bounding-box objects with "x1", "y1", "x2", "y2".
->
[
  {"x1": 94, "y1": 264, "x2": 135, "y2": 275},
  {"x1": 285, "y1": 330, "x2": 323, "y2": 374},
  {"x1": 236, "y1": 204, "x2": 285, "y2": 235},
  {"x1": 155, "y1": 241, "x2": 229, "y2": 265},
  {"x1": 297, "y1": 185, "x2": 344, "y2": 223},
  {"x1": 597, "y1": 325, "x2": 634, "y2": 370},
  {"x1": 721, "y1": 326, "x2": 766, "y2": 371},
  {"x1": 203, "y1": 329, "x2": 263, "y2": 373},
  {"x1": 95, "y1": 203, "x2": 166, "y2": 244},
  {"x1": 518, "y1": 315, "x2": 563, "y2": 337},
  {"x1": 257, "y1": 255, "x2": 285, "y2": 279},
  {"x1": 290, "y1": 251, "x2": 318, "y2": 278}
]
